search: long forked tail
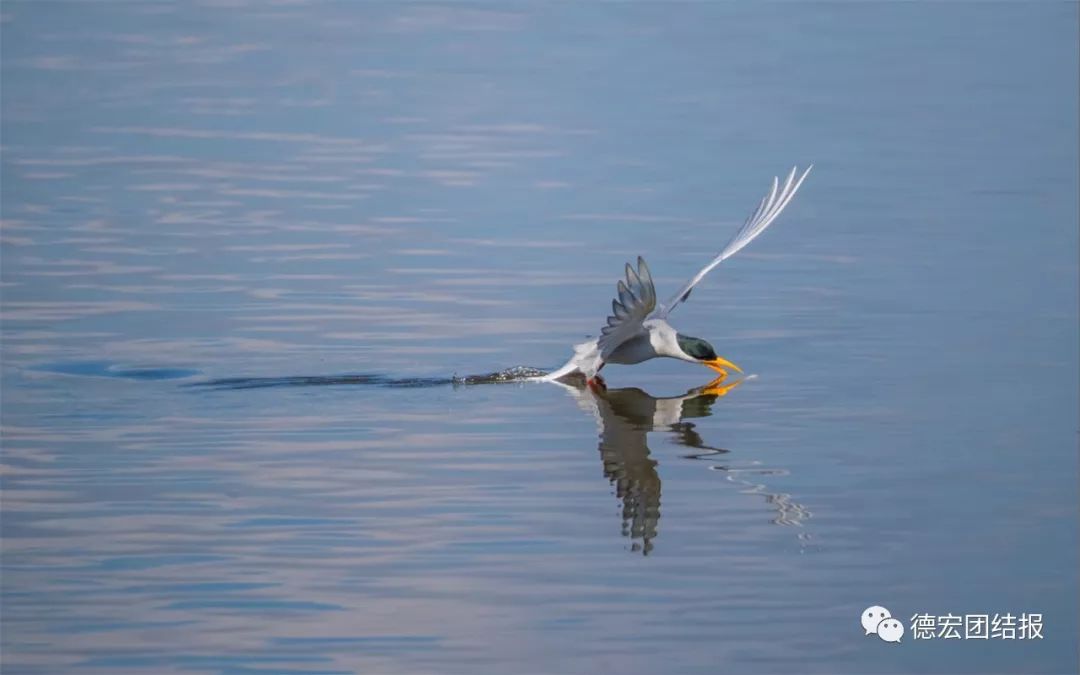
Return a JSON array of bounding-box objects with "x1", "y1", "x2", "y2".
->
[{"x1": 536, "y1": 339, "x2": 602, "y2": 382}]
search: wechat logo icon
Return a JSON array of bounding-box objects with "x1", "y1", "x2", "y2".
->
[{"x1": 862, "y1": 605, "x2": 904, "y2": 643}]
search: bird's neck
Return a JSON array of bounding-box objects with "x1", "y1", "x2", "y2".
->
[{"x1": 647, "y1": 320, "x2": 693, "y2": 362}]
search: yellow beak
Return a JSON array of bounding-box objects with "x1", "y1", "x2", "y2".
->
[{"x1": 703, "y1": 356, "x2": 743, "y2": 375}]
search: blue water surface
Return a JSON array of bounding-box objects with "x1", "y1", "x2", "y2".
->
[{"x1": 2, "y1": 2, "x2": 1077, "y2": 674}]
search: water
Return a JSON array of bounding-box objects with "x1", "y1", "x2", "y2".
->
[{"x1": 2, "y1": 2, "x2": 1077, "y2": 673}]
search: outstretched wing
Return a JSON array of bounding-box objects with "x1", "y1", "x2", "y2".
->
[
  {"x1": 597, "y1": 256, "x2": 656, "y2": 360},
  {"x1": 656, "y1": 165, "x2": 812, "y2": 319}
]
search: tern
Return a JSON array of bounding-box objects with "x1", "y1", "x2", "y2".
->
[{"x1": 542, "y1": 165, "x2": 813, "y2": 385}]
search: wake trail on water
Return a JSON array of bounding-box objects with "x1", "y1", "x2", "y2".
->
[{"x1": 188, "y1": 366, "x2": 552, "y2": 391}]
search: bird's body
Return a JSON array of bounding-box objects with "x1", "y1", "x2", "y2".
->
[
  {"x1": 540, "y1": 165, "x2": 813, "y2": 383},
  {"x1": 607, "y1": 320, "x2": 675, "y2": 366},
  {"x1": 543, "y1": 319, "x2": 687, "y2": 381}
]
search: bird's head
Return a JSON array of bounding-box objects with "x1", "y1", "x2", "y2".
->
[{"x1": 675, "y1": 333, "x2": 742, "y2": 376}]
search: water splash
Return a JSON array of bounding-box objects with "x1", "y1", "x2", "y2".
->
[{"x1": 452, "y1": 366, "x2": 549, "y2": 384}]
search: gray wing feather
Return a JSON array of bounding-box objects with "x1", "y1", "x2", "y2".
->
[
  {"x1": 598, "y1": 256, "x2": 656, "y2": 360},
  {"x1": 658, "y1": 165, "x2": 812, "y2": 318}
]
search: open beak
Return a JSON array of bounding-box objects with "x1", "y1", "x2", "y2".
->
[{"x1": 703, "y1": 356, "x2": 743, "y2": 375}]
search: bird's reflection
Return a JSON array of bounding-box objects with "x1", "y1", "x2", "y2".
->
[{"x1": 556, "y1": 375, "x2": 809, "y2": 555}]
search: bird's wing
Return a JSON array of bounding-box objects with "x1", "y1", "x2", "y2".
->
[
  {"x1": 656, "y1": 165, "x2": 812, "y2": 319},
  {"x1": 597, "y1": 256, "x2": 657, "y2": 360}
]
